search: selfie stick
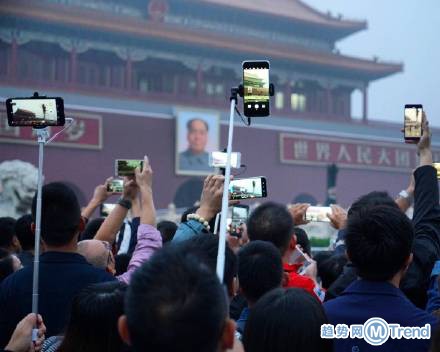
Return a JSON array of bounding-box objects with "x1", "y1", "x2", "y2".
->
[
  {"x1": 215, "y1": 87, "x2": 241, "y2": 282},
  {"x1": 31, "y1": 126, "x2": 49, "y2": 341}
]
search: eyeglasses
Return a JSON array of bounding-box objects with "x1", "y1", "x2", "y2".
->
[{"x1": 101, "y1": 241, "x2": 114, "y2": 266}]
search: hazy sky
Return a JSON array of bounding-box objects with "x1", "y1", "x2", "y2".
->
[{"x1": 306, "y1": 0, "x2": 440, "y2": 127}]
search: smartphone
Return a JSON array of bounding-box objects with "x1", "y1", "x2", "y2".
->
[
  {"x1": 6, "y1": 97, "x2": 65, "y2": 127},
  {"x1": 107, "y1": 179, "x2": 124, "y2": 193},
  {"x1": 115, "y1": 159, "x2": 143, "y2": 177},
  {"x1": 100, "y1": 203, "x2": 117, "y2": 217},
  {"x1": 243, "y1": 61, "x2": 270, "y2": 117},
  {"x1": 229, "y1": 177, "x2": 267, "y2": 200},
  {"x1": 404, "y1": 104, "x2": 423, "y2": 142},
  {"x1": 304, "y1": 206, "x2": 332, "y2": 223},
  {"x1": 209, "y1": 152, "x2": 241, "y2": 168},
  {"x1": 434, "y1": 163, "x2": 440, "y2": 180}
]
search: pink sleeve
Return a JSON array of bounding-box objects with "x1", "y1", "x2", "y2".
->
[{"x1": 117, "y1": 224, "x2": 162, "y2": 284}]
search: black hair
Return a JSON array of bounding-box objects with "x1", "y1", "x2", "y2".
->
[
  {"x1": 294, "y1": 227, "x2": 311, "y2": 257},
  {"x1": 115, "y1": 253, "x2": 131, "y2": 276},
  {"x1": 57, "y1": 281, "x2": 127, "y2": 352},
  {"x1": 243, "y1": 288, "x2": 332, "y2": 352},
  {"x1": 187, "y1": 118, "x2": 209, "y2": 132},
  {"x1": 125, "y1": 245, "x2": 228, "y2": 352},
  {"x1": 80, "y1": 218, "x2": 105, "y2": 241},
  {"x1": 182, "y1": 235, "x2": 237, "y2": 294},
  {"x1": 238, "y1": 241, "x2": 283, "y2": 304},
  {"x1": 14, "y1": 214, "x2": 34, "y2": 251},
  {"x1": 0, "y1": 248, "x2": 14, "y2": 283},
  {"x1": 157, "y1": 220, "x2": 178, "y2": 243},
  {"x1": 31, "y1": 182, "x2": 81, "y2": 247},
  {"x1": 348, "y1": 191, "x2": 398, "y2": 217},
  {"x1": 0, "y1": 217, "x2": 17, "y2": 249},
  {"x1": 247, "y1": 202, "x2": 293, "y2": 254},
  {"x1": 181, "y1": 206, "x2": 216, "y2": 232},
  {"x1": 346, "y1": 205, "x2": 413, "y2": 281},
  {"x1": 316, "y1": 253, "x2": 348, "y2": 289}
]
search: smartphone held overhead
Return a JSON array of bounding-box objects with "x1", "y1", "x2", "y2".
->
[
  {"x1": 404, "y1": 104, "x2": 423, "y2": 143},
  {"x1": 229, "y1": 177, "x2": 267, "y2": 200},
  {"x1": 115, "y1": 159, "x2": 143, "y2": 177},
  {"x1": 243, "y1": 61, "x2": 270, "y2": 118}
]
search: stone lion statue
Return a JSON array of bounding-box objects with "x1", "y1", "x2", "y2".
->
[{"x1": 0, "y1": 160, "x2": 38, "y2": 218}]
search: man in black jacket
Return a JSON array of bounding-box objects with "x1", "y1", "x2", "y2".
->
[
  {"x1": 0, "y1": 183, "x2": 115, "y2": 348},
  {"x1": 326, "y1": 115, "x2": 440, "y2": 308}
]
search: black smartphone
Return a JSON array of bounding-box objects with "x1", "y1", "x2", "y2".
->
[
  {"x1": 6, "y1": 97, "x2": 65, "y2": 127},
  {"x1": 243, "y1": 61, "x2": 270, "y2": 117},
  {"x1": 304, "y1": 206, "x2": 332, "y2": 223},
  {"x1": 404, "y1": 104, "x2": 423, "y2": 142},
  {"x1": 434, "y1": 163, "x2": 440, "y2": 180},
  {"x1": 100, "y1": 203, "x2": 117, "y2": 217},
  {"x1": 107, "y1": 179, "x2": 124, "y2": 193},
  {"x1": 229, "y1": 177, "x2": 267, "y2": 200},
  {"x1": 115, "y1": 159, "x2": 143, "y2": 177}
]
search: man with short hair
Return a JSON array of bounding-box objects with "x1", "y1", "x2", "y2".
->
[
  {"x1": 247, "y1": 202, "x2": 325, "y2": 301},
  {"x1": 236, "y1": 240, "x2": 283, "y2": 336},
  {"x1": 117, "y1": 245, "x2": 236, "y2": 352},
  {"x1": 14, "y1": 214, "x2": 35, "y2": 267},
  {"x1": 0, "y1": 183, "x2": 114, "y2": 346},
  {"x1": 324, "y1": 205, "x2": 437, "y2": 351},
  {"x1": 0, "y1": 217, "x2": 20, "y2": 253},
  {"x1": 179, "y1": 118, "x2": 211, "y2": 172}
]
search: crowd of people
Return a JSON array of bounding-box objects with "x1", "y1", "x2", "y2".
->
[{"x1": 0, "y1": 115, "x2": 439, "y2": 352}]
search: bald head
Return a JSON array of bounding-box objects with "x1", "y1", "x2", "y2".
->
[{"x1": 77, "y1": 239, "x2": 109, "y2": 270}]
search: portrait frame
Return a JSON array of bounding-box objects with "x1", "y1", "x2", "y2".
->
[{"x1": 175, "y1": 107, "x2": 220, "y2": 176}]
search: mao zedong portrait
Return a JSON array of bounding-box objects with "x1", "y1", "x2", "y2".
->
[{"x1": 179, "y1": 118, "x2": 212, "y2": 172}]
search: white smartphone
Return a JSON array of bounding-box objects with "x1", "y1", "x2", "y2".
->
[
  {"x1": 209, "y1": 152, "x2": 241, "y2": 168},
  {"x1": 304, "y1": 206, "x2": 332, "y2": 223}
]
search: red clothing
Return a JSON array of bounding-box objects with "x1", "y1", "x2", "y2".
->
[{"x1": 283, "y1": 263, "x2": 325, "y2": 302}]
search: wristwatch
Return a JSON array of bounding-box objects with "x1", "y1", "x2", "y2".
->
[
  {"x1": 118, "y1": 197, "x2": 132, "y2": 210},
  {"x1": 398, "y1": 190, "x2": 413, "y2": 204}
]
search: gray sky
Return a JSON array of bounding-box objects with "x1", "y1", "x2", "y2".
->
[{"x1": 306, "y1": 0, "x2": 440, "y2": 127}]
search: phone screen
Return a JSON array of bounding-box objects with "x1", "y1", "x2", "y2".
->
[
  {"x1": 101, "y1": 203, "x2": 117, "y2": 217},
  {"x1": 232, "y1": 205, "x2": 249, "y2": 225},
  {"x1": 107, "y1": 179, "x2": 124, "y2": 193},
  {"x1": 209, "y1": 152, "x2": 241, "y2": 168},
  {"x1": 434, "y1": 163, "x2": 440, "y2": 180},
  {"x1": 6, "y1": 97, "x2": 65, "y2": 127},
  {"x1": 229, "y1": 177, "x2": 267, "y2": 200},
  {"x1": 404, "y1": 105, "x2": 423, "y2": 140},
  {"x1": 305, "y1": 206, "x2": 332, "y2": 223},
  {"x1": 243, "y1": 61, "x2": 270, "y2": 117},
  {"x1": 115, "y1": 159, "x2": 143, "y2": 177}
]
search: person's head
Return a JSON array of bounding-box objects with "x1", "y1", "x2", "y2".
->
[
  {"x1": 80, "y1": 217, "x2": 105, "y2": 241},
  {"x1": 31, "y1": 182, "x2": 84, "y2": 249},
  {"x1": 247, "y1": 202, "x2": 294, "y2": 256},
  {"x1": 346, "y1": 205, "x2": 413, "y2": 282},
  {"x1": 77, "y1": 240, "x2": 115, "y2": 275},
  {"x1": 243, "y1": 288, "x2": 332, "y2": 352},
  {"x1": 238, "y1": 241, "x2": 283, "y2": 305},
  {"x1": 14, "y1": 214, "x2": 34, "y2": 252},
  {"x1": 316, "y1": 253, "x2": 347, "y2": 289},
  {"x1": 182, "y1": 235, "x2": 238, "y2": 298},
  {"x1": 0, "y1": 217, "x2": 20, "y2": 252},
  {"x1": 348, "y1": 191, "x2": 398, "y2": 218},
  {"x1": 58, "y1": 281, "x2": 127, "y2": 352},
  {"x1": 186, "y1": 118, "x2": 208, "y2": 154},
  {"x1": 294, "y1": 227, "x2": 311, "y2": 257},
  {"x1": 157, "y1": 220, "x2": 178, "y2": 243},
  {"x1": 0, "y1": 248, "x2": 22, "y2": 283},
  {"x1": 118, "y1": 245, "x2": 235, "y2": 352}
]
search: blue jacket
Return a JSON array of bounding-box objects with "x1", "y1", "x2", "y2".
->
[
  {"x1": 0, "y1": 251, "x2": 115, "y2": 347},
  {"x1": 324, "y1": 280, "x2": 437, "y2": 352}
]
